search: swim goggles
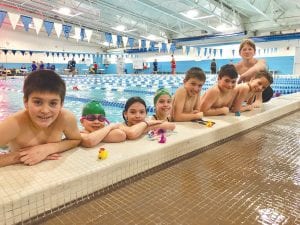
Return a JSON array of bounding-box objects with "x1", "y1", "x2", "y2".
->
[{"x1": 81, "y1": 114, "x2": 110, "y2": 124}]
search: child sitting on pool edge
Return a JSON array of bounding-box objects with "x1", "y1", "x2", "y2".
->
[
  {"x1": 80, "y1": 101, "x2": 126, "y2": 147},
  {"x1": 120, "y1": 96, "x2": 175, "y2": 140}
]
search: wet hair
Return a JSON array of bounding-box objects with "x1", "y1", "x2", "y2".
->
[
  {"x1": 255, "y1": 70, "x2": 273, "y2": 84},
  {"x1": 218, "y1": 64, "x2": 238, "y2": 79},
  {"x1": 122, "y1": 96, "x2": 147, "y2": 121},
  {"x1": 184, "y1": 67, "x2": 206, "y2": 82},
  {"x1": 239, "y1": 39, "x2": 256, "y2": 53},
  {"x1": 23, "y1": 70, "x2": 66, "y2": 103}
]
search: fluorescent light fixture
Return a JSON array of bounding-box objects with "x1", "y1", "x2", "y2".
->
[
  {"x1": 180, "y1": 10, "x2": 215, "y2": 20},
  {"x1": 52, "y1": 7, "x2": 82, "y2": 17},
  {"x1": 114, "y1": 25, "x2": 125, "y2": 32}
]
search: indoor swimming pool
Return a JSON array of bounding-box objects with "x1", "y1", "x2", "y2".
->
[{"x1": 0, "y1": 74, "x2": 299, "y2": 125}]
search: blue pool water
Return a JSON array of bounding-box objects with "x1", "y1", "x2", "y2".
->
[{"x1": 0, "y1": 74, "x2": 299, "y2": 128}]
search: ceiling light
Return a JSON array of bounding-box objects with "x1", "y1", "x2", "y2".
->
[
  {"x1": 186, "y1": 9, "x2": 198, "y2": 18},
  {"x1": 58, "y1": 7, "x2": 71, "y2": 15},
  {"x1": 114, "y1": 25, "x2": 125, "y2": 32},
  {"x1": 52, "y1": 7, "x2": 82, "y2": 17}
]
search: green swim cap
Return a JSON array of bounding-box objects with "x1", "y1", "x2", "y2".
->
[
  {"x1": 82, "y1": 100, "x2": 105, "y2": 116},
  {"x1": 154, "y1": 88, "x2": 171, "y2": 105}
]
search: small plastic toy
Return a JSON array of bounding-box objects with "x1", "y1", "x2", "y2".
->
[
  {"x1": 235, "y1": 111, "x2": 241, "y2": 116},
  {"x1": 192, "y1": 119, "x2": 215, "y2": 127},
  {"x1": 98, "y1": 148, "x2": 108, "y2": 159},
  {"x1": 158, "y1": 130, "x2": 166, "y2": 143}
]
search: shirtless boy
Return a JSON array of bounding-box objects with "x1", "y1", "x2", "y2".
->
[
  {"x1": 200, "y1": 64, "x2": 238, "y2": 116},
  {"x1": 0, "y1": 70, "x2": 81, "y2": 167},
  {"x1": 172, "y1": 67, "x2": 206, "y2": 121}
]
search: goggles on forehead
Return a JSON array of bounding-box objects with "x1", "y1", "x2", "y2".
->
[{"x1": 81, "y1": 114, "x2": 110, "y2": 124}]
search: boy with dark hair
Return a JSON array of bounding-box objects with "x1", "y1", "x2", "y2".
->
[
  {"x1": 0, "y1": 70, "x2": 81, "y2": 167},
  {"x1": 231, "y1": 70, "x2": 273, "y2": 112},
  {"x1": 200, "y1": 64, "x2": 238, "y2": 116},
  {"x1": 172, "y1": 67, "x2": 206, "y2": 121}
]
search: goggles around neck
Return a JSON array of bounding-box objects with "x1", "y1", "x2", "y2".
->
[{"x1": 81, "y1": 114, "x2": 110, "y2": 124}]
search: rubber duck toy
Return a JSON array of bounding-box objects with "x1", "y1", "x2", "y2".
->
[
  {"x1": 98, "y1": 148, "x2": 108, "y2": 160},
  {"x1": 158, "y1": 129, "x2": 166, "y2": 143},
  {"x1": 205, "y1": 120, "x2": 214, "y2": 127}
]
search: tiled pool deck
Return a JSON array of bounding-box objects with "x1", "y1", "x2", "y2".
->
[{"x1": 0, "y1": 92, "x2": 299, "y2": 225}]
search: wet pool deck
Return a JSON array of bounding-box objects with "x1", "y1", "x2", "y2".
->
[{"x1": 0, "y1": 93, "x2": 299, "y2": 225}]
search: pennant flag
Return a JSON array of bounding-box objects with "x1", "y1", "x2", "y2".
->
[
  {"x1": 204, "y1": 48, "x2": 207, "y2": 56},
  {"x1": 186, "y1": 46, "x2": 190, "y2": 55},
  {"x1": 182, "y1": 46, "x2": 186, "y2": 55},
  {"x1": 105, "y1": 32, "x2": 112, "y2": 43},
  {"x1": 220, "y1": 49, "x2": 223, "y2": 57},
  {"x1": 117, "y1": 35, "x2": 122, "y2": 47},
  {"x1": 196, "y1": 47, "x2": 201, "y2": 56},
  {"x1": 258, "y1": 49, "x2": 261, "y2": 55},
  {"x1": 54, "y1": 22, "x2": 62, "y2": 38},
  {"x1": 141, "y1": 39, "x2": 146, "y2": 49},
  {"x1": 85, "y1": 29, "x2": 92, "y2": 42},
  {"x1": 56, "y1": 52, "x2": 60, "y2": 57},
  {"x1": 67, "y1": 53, "x2": 70, "y2": 57},
  {"x1": 111, "y1": 34, "x2": 117, "y2": 45},
  {"x1": 0, "y1": 11, "x2": 7, "y2": 28},
  {"x1": 146, "y1": 40, "x2": 150, "y2": 49},
  {"x1": 170, "y1": 43, "x2": 176, "y2": 54},
  {"x1": 8, "y1": 12, "x2": 20, "y2": 30},
  {"x1": 213, "y1": 49, "x2": 217, "y2": 57},
  {"x1": 264, "y1": 48, "x2": 266, "y2": 54},
  {"x1": 21, "y1": 15, "x2": 32, "y2": 32},
  {"x1": 80, "y1": 27, "x2": 85, "y2": 41},
  {"x1": 208, "y1": 48, "x2": 212, "y2": 55},
  {"x1": 20, "y1": 50, "x2": 26, "y2": 56},
  {"x1": 232, "y1": 49, "x2": 235, "y2": 56},
  {"x1": 75, "y1": 27, "x2": 81, "y2": 41},
  {"x1": 2, "y1": 49, "x2": 8, "y2": 55},
  {"x1": 157, "y1": 42, "x2": 161, "y2": 52},
  {"x1": 62, "y1": 52, "x2": 65, "y2": 57},
  {"x1": 33, "y1": 17, "x2": 43, "y2": 35},
  {"x1": 150, "y1": 41, "x2": 155, "y2": 51},
  {"x1": 46, "y1": 52, "x2": 50, "y2": 57},
  {"x1": 44, "y1": 20, "x2": 54, "y2": 36},
  {"x1": 63, "y1": 24, "x2": 72, "y2": 38},
  {"x1": 122, "y1": 36, "x2": 128, "y2": 47},
  {"x1": 128, "y1": 38, "x2": 134, "y2": 48},
  {"x1": 29, "y1": 51, "x2": 33, "y2": 56},
  {"x1": 12, "y1": 50, "x2": 17, "y2": 55},
  {"x1": 51, "y1": 52, "x2": 55, "y2": 57},
  {"x1": 161, "y1": 43, "x2": 167, "y2": 53}
]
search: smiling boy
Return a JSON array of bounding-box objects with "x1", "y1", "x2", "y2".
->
[
  {"x1": 200, "y1": 64, "x2": 238, "y2": 116},
  {"x1": 172, "y1": 67, "x2": 206, "y2": 121},
  {"x1": 0, "y1": 70, "x2": 81, "y2": 167}
]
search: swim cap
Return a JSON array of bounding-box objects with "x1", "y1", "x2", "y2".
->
[
  {"x1": 82, "y1": 100, "x2": 105, "y2": 116},
  {"x1": 154, "y1": 88, "x2": 171, "y2": 105}
]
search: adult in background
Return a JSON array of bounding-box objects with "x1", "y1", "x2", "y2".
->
[
  {"x1": 153, "y1": 59, "x2": 158, "y2": 74},
  {"x1": 235, "y1": 39, "x2": 273, "y2": 102},
  {"x1": 93, "y1": 62, "x2": 98, "y2": 74},
  {"x1": 31, "y1": 61, "x2": 37, "y2": 72},
  {"x1": 171, "y1": 55, "x2": 176, "y2": 75},
  {"x1": 69, "y1": 58, "x2": 76, "y2": 77},
  {"x1": 210, "y1": 58, "x2": 217, "y2": 74}
]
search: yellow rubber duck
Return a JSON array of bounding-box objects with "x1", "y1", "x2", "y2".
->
[
  {"x1": 206, "y1": 121, "x2": 213, "y2": 128},
  {"x1": 98, "y1": 148, "x2": 108, "y2": 159}
]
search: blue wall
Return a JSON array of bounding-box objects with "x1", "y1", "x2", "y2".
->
[{"x1": 0, "y1": 56, "x2": 294, "y2": 75}]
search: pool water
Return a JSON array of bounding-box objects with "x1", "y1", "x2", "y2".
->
[{"x1": 0, "y1": 74, "x2": 298, "y2": 127}]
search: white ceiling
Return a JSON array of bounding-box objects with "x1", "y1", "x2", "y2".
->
[{"x1": 1, "y1": 0, "x2": 300, "y2": 47}]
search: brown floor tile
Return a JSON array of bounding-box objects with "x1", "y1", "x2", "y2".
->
[{"x1": 27, "y1": 111, "x2": 300, "y2": 225}]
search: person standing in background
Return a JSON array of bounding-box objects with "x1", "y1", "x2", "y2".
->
[
  {"x1": 153, "y1": 59, "x2": 158, "y2": 74},
  {"x1": 210, "y1": 58, "x2": 217, "y2": 74},
  {"x1": 31, "y1": 61, "x2": 37, "y2": 72},
  {"x1": 171, "y1": 55, "x2": 176, "y2": 75},
  {"x1": 93, "y1": 62, "x2": 98, "y2": 74}
]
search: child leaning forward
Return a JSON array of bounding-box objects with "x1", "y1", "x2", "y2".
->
[
  {"x1": 80, "y1": 101, "x2": 126, "y2": 147},
  {"x1": 120, "y1": 96, "x2": 175, "y2": 140}
]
